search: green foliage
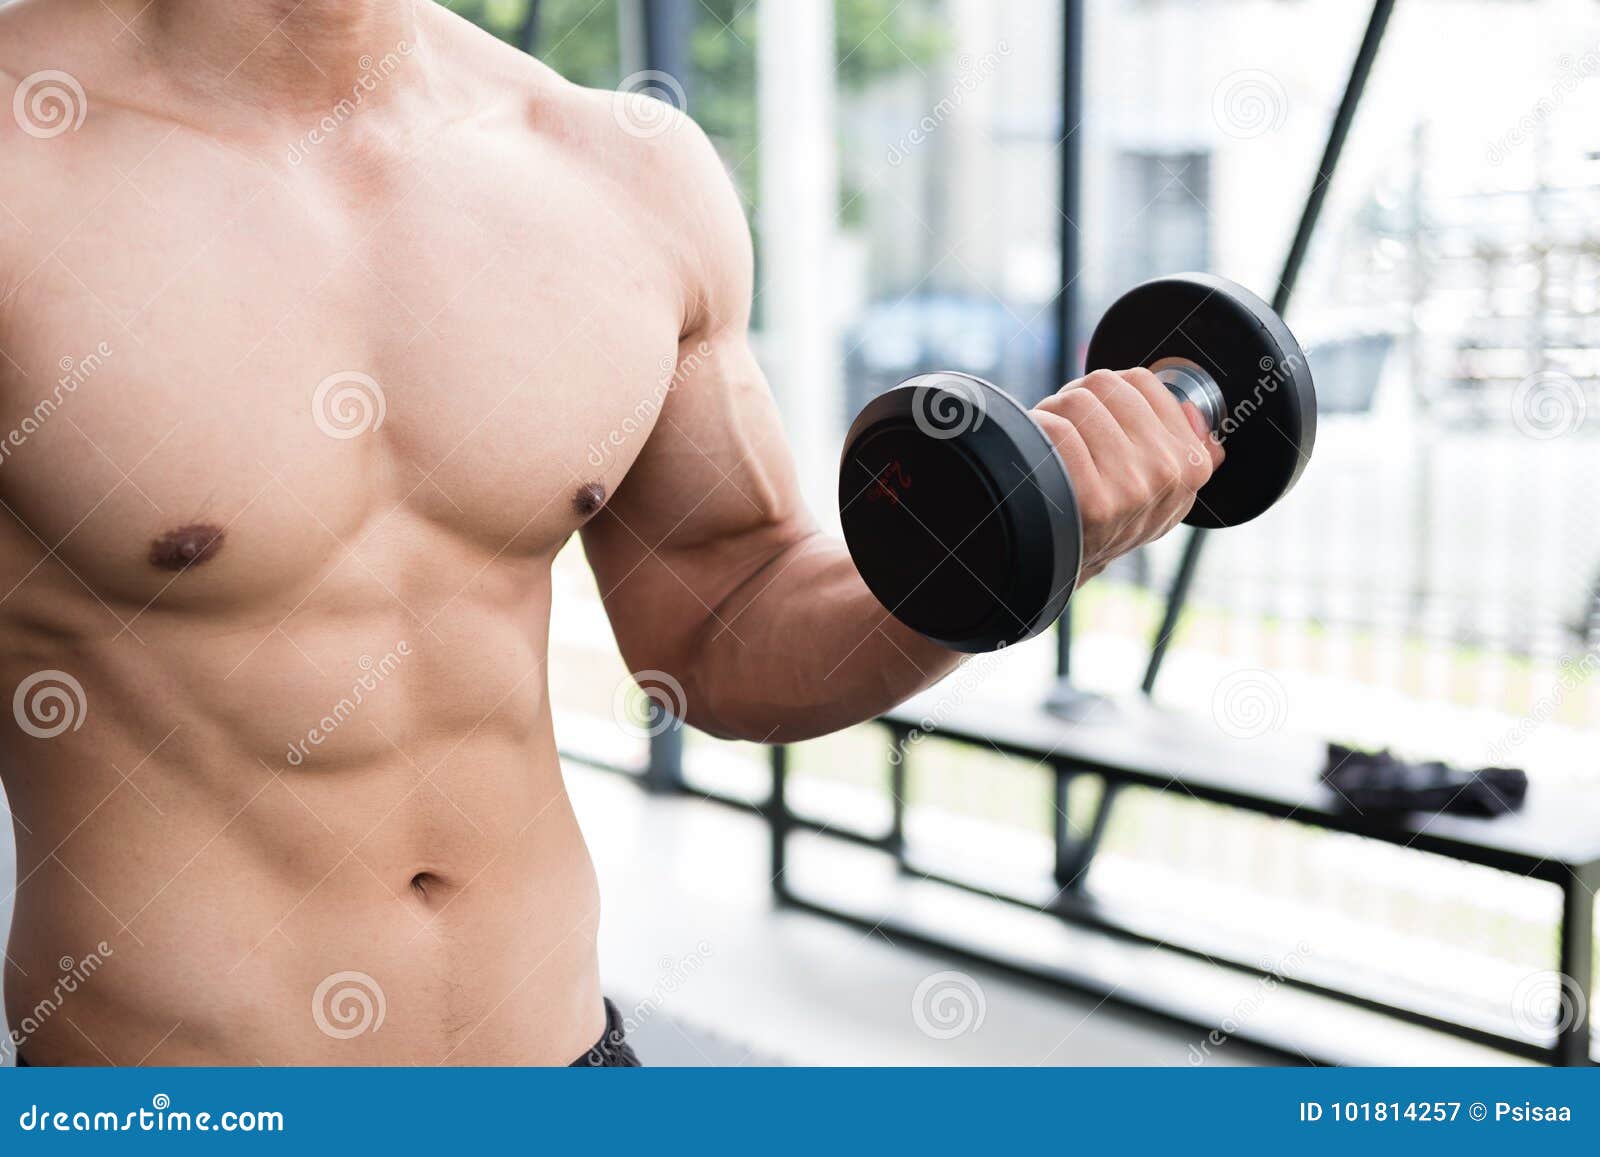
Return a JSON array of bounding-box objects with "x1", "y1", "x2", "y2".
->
[
  {"x1": 442, "y1": 0, "x2": 623, "y2": 87},
  {"x1": 440, "y1": 0, "x2": 534, "y2": 45},
  {"x1": 534, "y1": 0, "x2": 625, "y2": 88},
  {"x1": 687, "y1": 1, "x2": 948, "y2": 200},
  {"x1": 442, "y1": 0, "x2": 947, "y2": 175},
  {"x1": 440, "y1": 0, "x2": 948, "y2": 267}
]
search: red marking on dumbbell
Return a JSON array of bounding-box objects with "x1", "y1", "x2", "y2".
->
[{"x1": 868, "y1": 460, "x2": 912, "y2": 505}]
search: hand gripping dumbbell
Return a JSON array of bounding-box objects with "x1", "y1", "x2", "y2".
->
[{"x1": 839, "y1": 273, "x2": 1317, "y2": 653}]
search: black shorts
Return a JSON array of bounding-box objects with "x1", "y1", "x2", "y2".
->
[
  {"x1": 15, "y1": 998, "x2": 640, "y2": 1068},
  {"x1": 569, "y1": 998, "x2": 642, "y2": 1067}
]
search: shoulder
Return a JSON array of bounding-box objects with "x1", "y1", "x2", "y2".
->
[
  {"x1": 440, "y1": 9, "x2": 751, "y2": 331},
  {"x1": 485, "y1": 51, "x2": 737, "y2": 231},
  {"x1": 550, "y1": 84, "x2": 749, "y2": 333}
]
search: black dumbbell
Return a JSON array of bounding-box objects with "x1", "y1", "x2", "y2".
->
[{"x1": 839, "y1": 273, "x2": 1316, "y2": 653}]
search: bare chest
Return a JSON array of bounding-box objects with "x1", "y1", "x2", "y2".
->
[{"x1": 0, "y1": 136, "x2": 682, "y2": 607}]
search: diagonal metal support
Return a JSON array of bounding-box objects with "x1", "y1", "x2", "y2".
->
[{"x1": 1142, "y1": 0, "x2": 1399, "y2": 696}]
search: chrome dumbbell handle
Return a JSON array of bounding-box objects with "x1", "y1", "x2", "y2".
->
[{"x1": 1149, "y1": 356, "x2": 1226, "y2": 433}]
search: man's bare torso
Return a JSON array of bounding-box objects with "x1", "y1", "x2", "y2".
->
[{"x1": 0, "y1": 1, "x2": 695, "y2": 1064}]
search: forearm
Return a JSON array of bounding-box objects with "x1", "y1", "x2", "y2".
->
[{"x1": 681, "y1": 531, "x2": 960, "y2": 743}]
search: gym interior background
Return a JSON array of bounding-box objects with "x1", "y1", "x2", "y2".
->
[{"x1": 4, "y1": 0, "x2": 1600, "y2": 1066}]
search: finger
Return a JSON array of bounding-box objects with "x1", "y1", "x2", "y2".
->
[
  {"x1": 1032, "y1": 409, "x2": 1100, "y2": 501},
  {"x1": 1079, "y1": 368, "x2": 1172, "y2": 451},
  {"x1": 1181, "y1": 403, "x2": 1226, "y2": 471},
  {"x1": 1034, "y1": 387, "x2": 1133, "y2": 474},
  {"x1": 1118, "y1": 367, "x2": 1197, "y2": 444}
]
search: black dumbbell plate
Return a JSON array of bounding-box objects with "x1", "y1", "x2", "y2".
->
[
  {"x1": 1085, "y1": 272, "x2": 1317, "y2": 528},
  {"x1": 838, "y1": 373, "x2": 1082, "y2": 653}
]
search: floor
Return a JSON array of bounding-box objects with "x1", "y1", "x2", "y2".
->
[
  {"x1": 3, "y1": 768, "x2": 1243, "y2": 1068},
  {"x1": 1, "y1": 764, "x2": 1516, "y2": 1067},
  {"x1": 572, "y1": 765, "x2": 1281, "y2": 1067}
]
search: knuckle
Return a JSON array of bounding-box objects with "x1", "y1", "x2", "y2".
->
[
  {"x1": 1076, "y1": 484, "x2": 1112, "y2": 526},
  {"x1": 1121, "y1": 473, "x2": 1154, "y2": 509},
  {"x1": 1083, "y1": 369, "x2": 1125, "y2": 396},
  {"x1": 1061, "y1": 389, "x2": 1104, "y2": 421},
  {"x1": 1124, "y1": 367, "x2": 1164, "y2": 398},
  {"x1": 1181, "y1": 447, "x2": 1213, "y2": 489}
]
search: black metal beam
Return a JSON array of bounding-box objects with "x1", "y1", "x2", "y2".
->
[
  {"x1": 637, "y1": 0, "x2": 694, "y2": 790},
  {"x1": 777, "y1": 880, "x2": 1565, "y2": 1067},
  {"x1": 1142, "y1": 0, "x2": 1399, "y2": 695},
  {"x1": 1558, "y1": 864, "x2": 1597, "y2": 1065},
  {"x1": 514, "y1": 0, "x2": 542, "y2": 55},
  {"x1": 641, "y1": 0, "x2": 692, "y2": 102},
  {"x1": 1053, "y1": 0, "x2": 1086, "y2": 684}
]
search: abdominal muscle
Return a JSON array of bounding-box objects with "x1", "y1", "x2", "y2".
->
[{"x1": 1, "y1": 596, "x2": 605, "y2": 1067}]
